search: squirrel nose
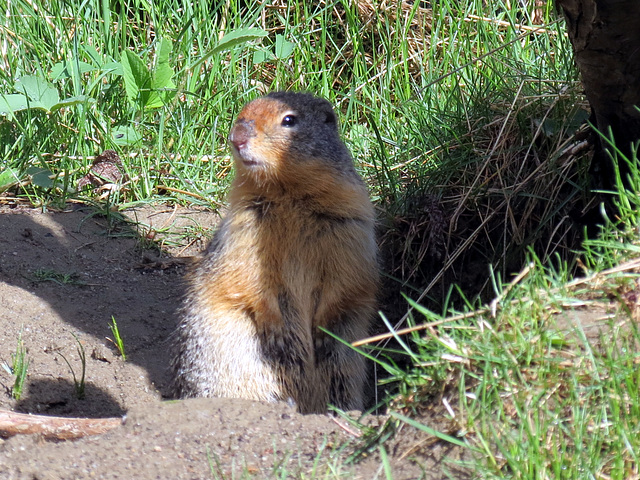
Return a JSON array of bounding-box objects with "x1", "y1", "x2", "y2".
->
[{"x1": 229, "y1": 120, "x2": 255, "y2": 151}]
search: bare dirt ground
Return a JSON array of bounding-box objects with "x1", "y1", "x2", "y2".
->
[{"x1": 0, "y1": 204, "x2": 470, "y2": 480}]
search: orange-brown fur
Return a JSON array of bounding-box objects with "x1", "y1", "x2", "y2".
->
[{"x1": 170, "y1": 92, "x2": 379, "y2": 413}]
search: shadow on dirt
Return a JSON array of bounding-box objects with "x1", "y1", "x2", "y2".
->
[
  {"x1": 14, "y1": 378, "x2": 127, "y2": 417},
  {"x1": 0, "y1": 204, "x2": 198, "y2": 415}
]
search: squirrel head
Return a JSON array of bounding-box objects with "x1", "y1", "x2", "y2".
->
[{"x1": 228, "y1": 92, "x2": 355, "y2": 189}]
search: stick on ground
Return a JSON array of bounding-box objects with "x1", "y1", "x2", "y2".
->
[{"x1": 0, "y1": 409, "x2": 123, "y2": 440}]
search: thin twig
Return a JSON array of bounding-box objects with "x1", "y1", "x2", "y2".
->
[
  {"x1": 466, "y1": 14, "x2": 559, "y2": 35},
  {"x1": 354, "y1": 257, "x2": 640, "y2": 347},
  {"x1": 490, "y1": 262, "x2": 534, "y2": 318},
  {"x1": 353, "y1": 310, "x2": 488, "y2": 347},
  {"x1": 0, "y1": 409, "x2": 123, "y2": 440}
]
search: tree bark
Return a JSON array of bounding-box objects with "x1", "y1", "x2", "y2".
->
[{"x1": 557, "y1": 0, "x2": 640, "y2": 186}]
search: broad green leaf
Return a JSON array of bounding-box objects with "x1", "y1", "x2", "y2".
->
[
  {"x1": 253, "y1": 49, "x2": 275, "y2": 65},
  {"x1": 0, "y1": 94, "x2": 35, "y2": 114},
  {"x1": 15, "y1": 76, "x2": 59, "y2": 111},
  {"x1": 50, "y1": 60, "x2": 97, "y2": 80},
  {"x1": 111, "y1": 125, "x2": 142, "y2": 146},
  {"x1": 102, "y1": 61, "x2": 123, "y2": 76},
  {"x1": 82, "y1": 45, "x2": 102, "y2": 66},
  {"x1": 121, "y1": 50, "x2": 151, "y2": 106},
  {"x1": 0, "y1": 167, "x2": 21, "y2": 192},
  {"x1": 146, "y1": 85, "x2": 175, "y2": 109},
  {"x1": 26, "y1": 167, "x2": 54, "y2": 189},
  {"x1": 0, "y1": 91, "x2": 93, "y2": 115},
  {"x1": 213, "y1": 28, "x2": 268, "y2": 55},
  {"x1": 152, "y1": 39, "x2": 175, "y2": 90},
  {"x1": 145, "y1": 92, "x2": 166, "y2": 109},
  {"x1": 155, "y1": 38, "x2": 172, "y2": 67},
  {"x1": 147, "y1": 38, "x2": 176, "y2": 109},
  {"x1": 274, "y1": 34, "x2": 295, "y2": 59},
  {"x1": 50, "y1": 95, "x2": 94, "y2": 112},
  {"x1": 192, "y1": 28, "x2": 268, "y2": 70}
]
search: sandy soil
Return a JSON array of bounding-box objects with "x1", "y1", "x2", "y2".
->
[{"x1": 0, "y1": 204, "x2": 470, "y2": 480}]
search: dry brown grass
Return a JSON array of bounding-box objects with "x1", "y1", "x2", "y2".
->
[
  {"x1": 380, "y1": 83, "x2": 594, "y2": 317},
  {"x1": 252, "y1": 0, "x2": 433, "y2": 91}
]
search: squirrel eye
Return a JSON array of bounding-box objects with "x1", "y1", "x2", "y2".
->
[{"x1": 281, "y1": 114, "x2": 297, "y2": 127}]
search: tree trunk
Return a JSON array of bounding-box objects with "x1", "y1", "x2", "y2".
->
[{"x1": 557, "y1": 0, "x2": 640, "y2": 187}]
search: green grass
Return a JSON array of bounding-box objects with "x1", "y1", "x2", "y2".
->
[
  {"x1": 58, "y1": 333, "x2": 87, "y2": 399},
  {"x1": 1, "y1": 0, "x2": 583, "y2": 302},
  {"x1": 29, "y1": 268, "x2": 83, "y2": 285},
  {"x1": 206, "y1": 436, "x2": 354, "y2": 479},
  {"x1": 1, "y1": 1, "x2": 576, "y2": 201},
  {"x1": 108, "y1": 316, "x2": 126, "y2": 361},
  {"x1": 1, "y1": 332, "x2": 30, "y2": 401},
  {"x1": 371, "y1": 148, "x2": 640, "y2": 478}
]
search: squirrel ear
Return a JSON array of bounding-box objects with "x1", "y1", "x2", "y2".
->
[{"x1": 324, "y1": 110, "x2": 336, "y2": 124}]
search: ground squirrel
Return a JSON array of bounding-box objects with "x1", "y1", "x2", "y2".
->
[{"x1": 170, "y1": 92, "x2": 379, "y2": 414}]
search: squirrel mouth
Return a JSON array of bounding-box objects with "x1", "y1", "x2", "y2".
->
[{"x1": 231, "y1": 147, "x2": 262, "y2": 168}]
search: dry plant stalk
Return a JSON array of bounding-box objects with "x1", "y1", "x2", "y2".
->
[
  {"x1": 0, "y1": 409, "x2": 122, "y2": 440},
  {"x1": 257, "y1": 0, "x2": 432, "y2": 89},
  {"x1": 356, "y1": 257, "x2": 640, "y2": 348},
  {"x1": 355, "y1": 0, "x2": 432, "y2": 33}
]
